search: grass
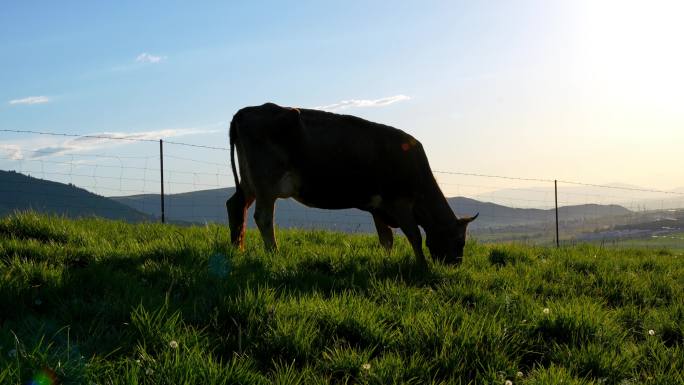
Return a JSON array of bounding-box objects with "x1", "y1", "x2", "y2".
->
[
  {"x1": 598, "y1": 232, "x2": 684, "y2": 250},
  {"x1": 0, "y1": 211, "x2": 683, "y2": 384}
]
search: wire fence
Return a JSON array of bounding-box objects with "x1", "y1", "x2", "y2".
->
[{"x1": 1, "y1": 129, "x2": 683, "y2": 247}]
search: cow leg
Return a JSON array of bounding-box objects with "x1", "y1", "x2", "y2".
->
[
  {"x1": 372, "y1": 213, "x2": 393, "y2": 254},
  {"x1": 400, "y1": 222, "x2": 427, "y2": 268},
  {"x1": 387, "y1": 205, "x2": 427, "y2": 268},
  {"x1": 226, "y1": 187, "x2": 254, "y2": 250},
  {"x1": 254, "y1": 196, "x2": 278, "y2": 251}
]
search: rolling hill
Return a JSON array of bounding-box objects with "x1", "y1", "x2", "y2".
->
[
  {"x1": 476, "y1": 184, "x2": 684, "y2": 210},
  {"x1": 0, "y1": 170, "x2": 634, "y2": 235},
  {"x1": 0, "y1": 170, "x2": 151, "y2": 221},
  {"x1": 450, "y1": 196, "x2": 632, "y2": 228},
  {"x1": 111, "y1": 187, "x2": 632, "y2": 232}
]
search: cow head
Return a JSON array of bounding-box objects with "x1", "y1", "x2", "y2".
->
[{"x1": 426, "y1": 213, "x2": 478, "y2": 264}]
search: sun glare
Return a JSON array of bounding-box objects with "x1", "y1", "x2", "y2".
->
[{"x1": 572, "y1": 0, "x2": 684, "y2": 113}]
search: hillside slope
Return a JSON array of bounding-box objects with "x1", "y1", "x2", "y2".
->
[{"x1": 0, "y1": 170, "x2": 151, "y2": 221}]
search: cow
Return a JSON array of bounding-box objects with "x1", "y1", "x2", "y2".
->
[{"x1": 226, "y1": 102, "x2": 477, "y2": 266}]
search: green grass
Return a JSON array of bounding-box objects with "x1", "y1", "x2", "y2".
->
[
  {"x1": 1, "y1": 211, "x2": 683, "y2": 384},
  {"x1": 597, "y1": 232, "x2": 684, "y2": 250}
]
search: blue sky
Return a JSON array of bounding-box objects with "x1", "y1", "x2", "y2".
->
[{"x1": 2, "y1": 1, "x2": 683, "y2": 201}]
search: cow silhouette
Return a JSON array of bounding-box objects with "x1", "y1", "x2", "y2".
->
[{"x1": 227, "y1": 103, "x2": 477, "y2": 266}]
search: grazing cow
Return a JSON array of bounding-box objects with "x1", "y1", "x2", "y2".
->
[{"x1": 226, "y1": 103, "x2": 477, "y2": 265}]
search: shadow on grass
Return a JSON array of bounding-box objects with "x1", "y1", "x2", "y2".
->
[
  {"x1": 1, "y1": 238, "x2": 443, "y2": 361},
  {"x1": 263, "y1": 255, "x2": 440, "y2": 296}
]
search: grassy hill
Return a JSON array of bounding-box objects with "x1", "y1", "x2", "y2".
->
[
  {"x1": 1, "y1": 212, "x2": 682, "y2": 384},
  {"x1": 0, "y1": 170, "x2": 151, "y2": 222}
]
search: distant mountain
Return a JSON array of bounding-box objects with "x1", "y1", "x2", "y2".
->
[
  {"x1": 448, "y1": 197, "x2": 631, "y2": 229},
  {"x1": 0, "y1": 170, "x2": 647, "y2": 240},
  {"x1": 112, "y1": 187, "x2": 378, "y2": 232},
  {"x1": 112, "y1": 188, "x2": 231, "y2": 223},
  {"x1": 476, "y1": 184, "x2": 684, "y2": 211},
  {"x1": 112, "y1": 187, "x2": 632, "y2": 232},
  {"x1": 0, "y1": 170, "x2": 151, "y2": 221}
]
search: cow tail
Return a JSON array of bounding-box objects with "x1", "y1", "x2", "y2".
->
[{"x1": 229, "y1": 117, "x2": 240, "y2": 189}]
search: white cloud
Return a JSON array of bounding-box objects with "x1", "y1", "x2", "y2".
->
[
  {"x1": 25, "y1": 124, "x2": 224, "y2": 159},
  {"x1": 313, "y1": 94, "x2": 411, "y2": 111},
  {"x1": 0, "y1": 144, "x2": 24, "y2": 160},
  {"x1": 0, "y1": 122, "x2": 226, "y2": 161},
  {"x1": 9, "y1": 96, "x2": 50, "y2": 105},
  {"x1": 136, "y1": 52, "x2": 165, "y2": 64}
]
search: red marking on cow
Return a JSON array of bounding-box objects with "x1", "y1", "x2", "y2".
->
[{"x1": 401, "y1": 143, "x2": 410, "y2": 151}]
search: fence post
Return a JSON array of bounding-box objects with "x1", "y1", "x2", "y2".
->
[
  {"x1": 555, "y1": 179, "x2": 559, "y2": 247},
  {"x1": 160, "y1": 139, "x2": 165, "y2": 223}
]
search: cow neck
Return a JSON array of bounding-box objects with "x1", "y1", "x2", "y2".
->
[{"x1": 417, "y1": 179, "x2": 457, "y2": 230}]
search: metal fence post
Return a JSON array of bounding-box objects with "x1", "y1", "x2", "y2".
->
[
  {"x1": 555, "y1": 179, "x2": 559, "y2": 247},
  {"x1": 160, "y1": 139, "x2": 165, "y2": 223}
]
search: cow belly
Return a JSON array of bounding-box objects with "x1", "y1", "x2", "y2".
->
[
  {"x1": 275, "y1": 172, "x2": 299, "y2": 198},
  {"x1": 294, "y1": 180, "x2": 375, "y2": 210},
  {"x1": 294, "y1": 192, "x2": 366, "y2": 210}
]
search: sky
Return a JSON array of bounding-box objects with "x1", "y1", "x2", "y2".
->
[{"x1": 1, "y1": 1, "x2": 683, "y2": 203}]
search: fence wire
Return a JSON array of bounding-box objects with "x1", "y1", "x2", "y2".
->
[{"x1": 1, "y1": 129, "x2": 683, "y2": 247}]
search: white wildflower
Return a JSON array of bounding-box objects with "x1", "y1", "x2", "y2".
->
[
  {"x1": 517, "y1": 371, "x2": 524, "y2": 378},
  {"x1": 169, "y1": 340, "x2": 179, "y2": 349},
  {"x1": 648, "y1": 329, "x2": 655, "y2": 336},
  {"x1": 505, "y1": 380, "x2": 513, "y2": 385},
  {"x1": 146, "y1": 368, "x2": 154, "y2": 375},
  {"x1": 543, "y1": 308, "x2": 550, "y2": 315},
  {"x1": 361, "y1": 363, "x2": 371, "y2": 371}
]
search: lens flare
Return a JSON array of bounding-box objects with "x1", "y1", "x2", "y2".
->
[{"x1": 28, "y1": 368, "x2": 57, "y2": 385}]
